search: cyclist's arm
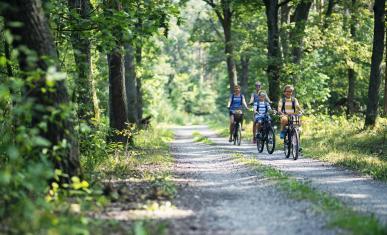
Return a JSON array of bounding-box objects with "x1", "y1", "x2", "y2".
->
[
  {"x1": 248, "y1": 93, "x2": 254, "y2": 105},
  {"x1": 242, "y1": 96, "x2": 249, "y2": 110},
  {"x1": 277, "y1": 100, "x2": 283, "y2": 114},
  {"x1": 227, "y1": 96, "x2": 232, "y2": 109}
]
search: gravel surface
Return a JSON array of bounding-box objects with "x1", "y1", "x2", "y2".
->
[{"x1": 169, "y1": 125, "x2": 336, "y2": 235}]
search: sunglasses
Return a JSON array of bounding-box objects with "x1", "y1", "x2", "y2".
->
[{"x1": 255, "y1": 85, "x2": 261, "y2": 87}]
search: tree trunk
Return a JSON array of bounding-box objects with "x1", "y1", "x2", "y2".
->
[
  {"x1": 2, "y1": 0, "x2": 81, "y2": 180},
  {"x1": 365, "y1": 0, "x2": 385, "y2": 127},
  {"x1": 108, "y1": 48, "x2": 128, "y2": 142},
  {"x1": 4, "y1": 40, "x2": 13, "y2": 77},
  {"x1": 280, "y1": 2, "x2": 291, "y2": 60},
  {"x1": 203, "y1": 0, "x2": 237, "y2": 93},
  {"x1": 67, "y1": 0, "x2": 99, "y2": 123},
  {"x1": 264, "y1": 0, "x2": 281, "y2": 104},
  {"x1": 290, "y1": 0, "x2": 312, "y2": 64},
  {"x1": 384, "y1": 27, "x2": 387, "y2": 116},
  {"x1": 223, "y1": 11, "x2": 238, "y2": 93},
  {"x1": 240, "y1": 56, "x2": 249, "y2": 95},
  {"x1": 135, "y1": 21, "x2": 143, "y2": 122},
  {"x1": 124, "y1": 44, "x2": 138, "y2": 124},
  {"x1": 347, "y1": 0, "x2": 357, "y2": 115},
  {"x1": 323, "y1": 0, "x2": 335, "y2": 28}
]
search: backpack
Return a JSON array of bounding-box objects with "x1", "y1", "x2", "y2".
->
[
  {"x1": 230, "y1": 94, "x2": 244, "y2": 108},
  {"x1": 281, "y1": 97, "x2": 296, "y2": 114}
]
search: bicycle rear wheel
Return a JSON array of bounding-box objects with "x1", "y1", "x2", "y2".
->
[
  {"x1": 291, "y1": 129, "x2": 300, "y2": 160},
  {"x1": 237, "y1": 123, "x2": 242, "y2": 146},
  {"x1": 257, "y1": 133, "x2": 264, "y2": 153},
  {"x1": 284, "y1": 130, "x2": 291, "y2": 158},
  {"x1": 233, "y1": 123, "x2": 238, "y2": 145},
  {"x1": 266, "y1": 127, "x2": 275, "y2": 154}
]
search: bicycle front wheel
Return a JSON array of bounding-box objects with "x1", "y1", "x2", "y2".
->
[
  {"x1": 291, "y1": 129, "x2": 300, "y2": 160},
  {"x1": 266, "y1": 127, "x2": 275, "y2": 154},
  {"x1": 284, "y1": 131, "x2": 291, "y2": 158},
  {"x1": 257, "y1": 133, "x2": 264, "y2": 153},
  {"x1": 237, "y1": 123, "x2": 242, "y2": 146}
]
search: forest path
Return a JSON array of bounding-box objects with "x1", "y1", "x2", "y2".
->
[
  {"x1": 168, "y1": 125, "x2": 387, "y2": 234},
  {"x1": 168, "y1": 125, "x2": 336, "y2": 235}
]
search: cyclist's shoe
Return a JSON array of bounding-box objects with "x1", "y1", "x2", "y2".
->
[
  {"x1": 280, "y1": 131, "x2": 286, "y2": 139},
  {"x1": 229, "y1": 136, "x2": 233, "y2": 142},
  {"x1": 253, "y1": 137, "x2": 256, "y2": 144}
]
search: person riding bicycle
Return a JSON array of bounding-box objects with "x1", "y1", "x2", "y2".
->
[
  {"x1": 254, "y1": 92, "x2": 272, "y2": 139},
  {"x1": 249, "y1": 81, "x2": 271, "y2": 144},
  {"x1": 227, "y1": 85, "x2": 249, "y2": 142},
  {"x1": 277, "y1": 85, "x2": 302, "y2": 139}
]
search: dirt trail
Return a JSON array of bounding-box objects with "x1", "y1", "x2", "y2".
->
[{"x1": 169, "y1": 125, "x2": 336, "y2": 235}]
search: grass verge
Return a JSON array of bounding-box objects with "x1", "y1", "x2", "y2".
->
[
  {"x1": 232, "y1": 153, "x2": 387, "y2": 235},
  {"x1": 192, "y1": 131, "x2": 214, "y2": 145},
  {"x1": 82, "y1": 126, "x2": 176, "y2": 234}
]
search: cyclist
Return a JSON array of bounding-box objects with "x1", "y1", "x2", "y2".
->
[
  {"x1": 227, "y1": 85, "x2": 249, "y2": 142},
  {"x1": 249, "y1": 81, "x2": 271, "y2": 143},
  {"x1": 254, "y1": 92, "x2": 272, "y2": 139},
  {"x1": 277, "y1": 85, "x2": 302, "y2": 139}
]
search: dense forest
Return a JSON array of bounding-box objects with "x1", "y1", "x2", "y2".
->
[{"x1": 0, "y1": 0, "x2": 386, "y2": 234}]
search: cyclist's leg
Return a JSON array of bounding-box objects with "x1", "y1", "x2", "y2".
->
[
  {"x1": 252, "y1": 114, "x2": 257, "y2": 141},
  {"x1": 280, "y1": 115, "x2": 288, "y2": 139}
]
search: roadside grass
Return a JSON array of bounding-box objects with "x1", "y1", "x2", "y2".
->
[
  {"x1": 192, "y1": 131, "x2": 214, "y2": 145},
  {"x1": 232, "y1": 153, "x2": 387, "y2": 235},
  {"x1": 81, "y1": 126, "x2": 176, "y2": 234},
  {"x1": 302, "y1": 116, "x2": 387, "y2": 181}
]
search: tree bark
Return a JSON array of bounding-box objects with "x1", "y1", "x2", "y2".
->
[
  {"x1": 280, "y1": 2, "x2": 291, "y2": 60},
  {"x1": 135, "y1": 20, "x2": 143, "y2": 123},
  {"x1": 67, "y1": 0, "x2": 99, "y2": 123},
  {"x1": 290, "y1": 0, "x2": 312, "y2": 64},
  {"x1": 108, "y1": 48, "x2": 128, "y2": 142},
  {"x1": 106, "y1": 0, "x2": 128, "y2": 142},
  {"x1": 203, "y1": 0, "x2": 237, "y2": 93},
  {"x1": 365, "y1": 0, "x2": 385, "y2": 127},
  {"x1": 323, "y1": 0, "x2": 335, "y2": 28},
  {"x1": 2, "y1": 0, "x2": 81, "y2": 179},
  {"x1": 124, "y1": 44, "x2": 138, "y2": 124},
  {"x1": 346, "y1": 0, "x2": 357, "y2": 115},
  {"x1": 264, "y1": 0, "x2": 281, "y2": 104},
  {"x1": 240, "y1": 56, "x2": 249, "y2": 95},
  {"x1": 383, "y1": 25, "x2": 387, "y2": 116}
]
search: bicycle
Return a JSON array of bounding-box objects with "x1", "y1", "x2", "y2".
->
[
  {"x1": 283, "y1": 114, "x2": 302, "y2": 160},
  {"x1": 256, "y1": 115, "x2": 276, "y2": 154},
  {"x1": 232, "y1": 110, "x2": 243, "y2": 146}
]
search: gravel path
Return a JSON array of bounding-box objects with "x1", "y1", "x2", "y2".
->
[
  {"x1": 169, "y1": 125, "x2": 336, "y2": 235},
  {"x1": 193, "y1": 125, "x2": 387, "y2": 225}
]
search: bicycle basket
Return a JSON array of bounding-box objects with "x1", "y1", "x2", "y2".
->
[
  {"x1": 233, "y1": 111, "x2": 243, "y2": 122},
  {"x1": 289, "y1": 115, "x2": 301, "y2": 125}
]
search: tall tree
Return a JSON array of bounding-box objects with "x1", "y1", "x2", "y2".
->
[
  {"x1": 239, "y1": 55, "x2": 249, "y2": 94},
  {"x1": 290, "y1": 0, "x2": 312, "y2": 64},
  {"x1": 365, "y1": 0, "x2": 385, "y2": 127},
  {"x1": 263, "y1": 0, "x2": 281, "y2": 104},
  {"x1": 203, "y1": 0, "x2": 238, "y2": 93},
  {"x1": 106, "y1": 0, "x2": 128, "y2": 142},
  {"x1": 2, "y1": 0, "x2": 81, "y2": 179},
  {"x1": 323, "y1": 0, "x2": 335, "y2": 28},
  {"x1": 383, "y1": 26, "x2": 387, "y2": 116},
  {"x1": 124, "y1": 44, "x2": 138, "y2": 124},
  {"x1": 346, "y1": 0, "x2": 357, "y2": 115},
  {"x1": 67, "y1": 0, "x2": 99, "y2": 123}
]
